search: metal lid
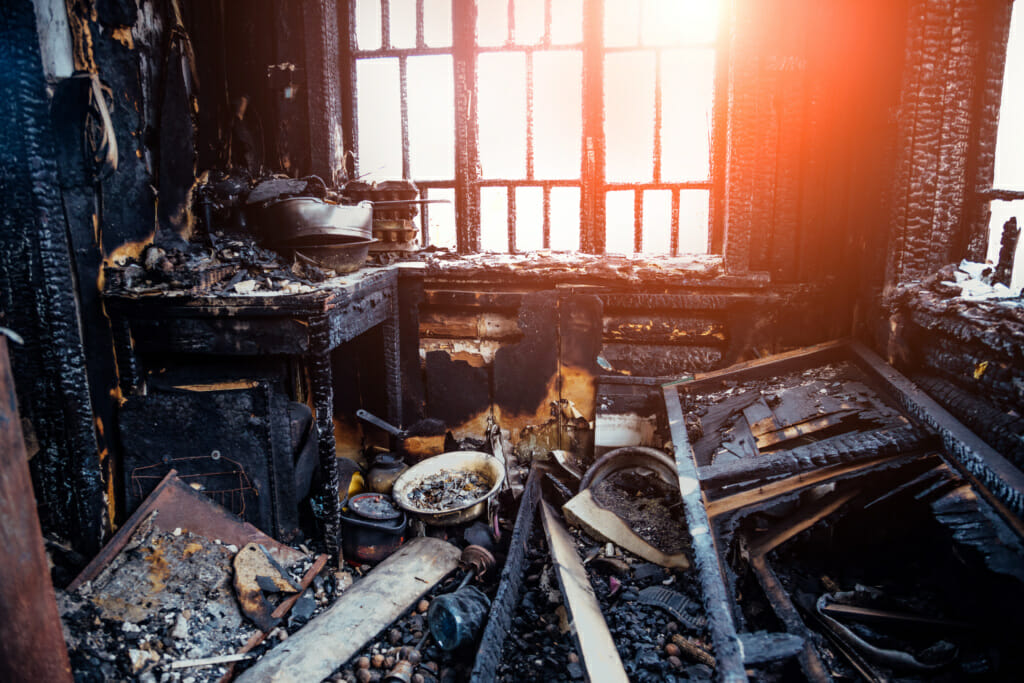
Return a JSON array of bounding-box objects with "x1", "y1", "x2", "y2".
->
[{"x1": 348, "y1": 492, "x2": 403, "y2": 521}]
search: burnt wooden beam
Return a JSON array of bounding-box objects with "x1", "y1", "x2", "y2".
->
[
  {"x1": 699, "y1": 423, "x2": 933, "y2": 492},
  {"x1": 0, "y1": 0, "x2": 104, "y2": 552},
  {"x1": 847, "y1": 340, "x2": 1024, "y2": 531},
  {"x1": 964, "y1": 1, "x2": 1014, "y2": 260},
  {"x1": 0, "y1": 337, "x2": 74, "y2": 682},
  {"x1": 993, "y1": 216, "x2": 1020, "y2": 288},
  {"x1": 663, "y1": 383, "x2": 747, "y2": 682},
  {"x1": 301, "y1": 0, "x2": 346, "y2": 182},
  {"x1": 747, "y1": 554, "x2": 831, "y2": 683},
  {"x1": 470, "y1": 470, "x2": 542, "y2": 682},
  {"x1": 912, "y1": 373, "x2": 1024, "y2": 469}
]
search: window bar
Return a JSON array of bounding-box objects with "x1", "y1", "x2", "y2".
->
[
  {"x1": 399, "y1": 56, "x2": 411, "y2": 179},
  {"x1": 507, "y1": 185, "x2": 517, "y2": 252},
  {"x1": 341, "y1": 0, "x2": 359, "y2": 181},
  {"x1": 543, "y1": 0, "x2": 552, "y2": 46},
  {"x1": 543, "y1": 185, "x2": 551, "y2": 249},
  {"x1": 381, "y1": 0, "x2": 391, "y2": 48},
  {"x1": 652, "y1": 48, "x2": 663, "y2": 183},
  {"x1": 415, "y1": 0, "x2": 425, "y2": 48},
  {"x1": 453, "y1": 0, "x2": 481, "y2": 253},
  {"x1": 670, "y1": 188, "x2": 681, "y2": 256},
  {"x1": 634, "y1": 188, "x2": 643, "y2": 252},
  {"x1": 507, "y1": 0, "x2": 516, "y2": 45},
  {"x1": 422, "y1": 189, "x2": 431, "y2": 247},
  {"x1": 526, "y1": 50, "x2": 535, "y2": 180},
  {"x1": 580, "y1": 0, "x2": 605, "y2": 253}
]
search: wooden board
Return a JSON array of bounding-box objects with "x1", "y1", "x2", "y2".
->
[
  {"x1": 541, "y1": 502, "x2": 629, "y2": 683},
  {"x1": 0, "y1": 337, "x2": 74, "y2": 682},
  {"x1": 562, "y1": 489, "x2": 690, "y2": 570},
  {"x1": 235, "y1": 537, "x2": 460, "y2": 683}
]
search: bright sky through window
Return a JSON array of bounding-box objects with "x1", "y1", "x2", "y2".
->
[{"x1": 352, "y1": 0, "x2": 720, "y2": 254}]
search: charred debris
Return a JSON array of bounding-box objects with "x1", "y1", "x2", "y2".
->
[{"x1": 3, "y1": 1, "x2": 1024, "y2": 683}]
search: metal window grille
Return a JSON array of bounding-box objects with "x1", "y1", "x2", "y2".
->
[{"x1": 342, "y1": 0, "x2": 723, "y2": 255}]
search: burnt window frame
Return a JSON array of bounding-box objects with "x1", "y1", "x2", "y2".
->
[{"x1": 339, "y1": 0, "x2": 728, "y2": 257}]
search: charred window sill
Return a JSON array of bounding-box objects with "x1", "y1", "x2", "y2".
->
[{"x1": 402, "y1": 251, "x2": 771, "y2": 290}]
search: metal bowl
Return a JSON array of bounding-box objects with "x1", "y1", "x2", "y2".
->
[
  {"x1": 252, "y1": 197, "x2": 373, "y2": 245},
  {"x1": 391, "y1": 451, "x2": 505, "y2": 526}
]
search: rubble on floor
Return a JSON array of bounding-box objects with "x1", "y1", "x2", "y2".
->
[{"x1": 51, "y1": 343, "x2": 1024, "y2": 682}]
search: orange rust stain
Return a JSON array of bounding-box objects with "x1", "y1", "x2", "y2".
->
[{"x1": 182, "y1": 542, "x2": 203, "y2": 559}]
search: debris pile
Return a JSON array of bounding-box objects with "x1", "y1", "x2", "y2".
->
[{"x1": 104, "y1": 234, "x2": 334, "y2": 297}]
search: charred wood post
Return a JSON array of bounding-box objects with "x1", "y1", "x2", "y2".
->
[
  {"x1": 993, "y1": 216, "x2": 1020, "y2": 288},
  {"x1": 663, "y1": 384, "x2": 747, "y2": 682},
  {"x1": 0, "y1": 337, "x2": 74, "y2": 682},
  {"x1": 0, "y1": 0, "x2": 104, "y2": 553}
]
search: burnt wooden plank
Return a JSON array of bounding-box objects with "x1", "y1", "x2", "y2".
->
[
  {"x1": 601, "y1": 343, "x2": 723, "y2": 378},
  {"x1": 541, "y1": 501, "x2": 630, "y2": 682},
  {"x1": 700, "y1": 423, "x2": 933, "y2": 492},
  {"x1": 0, "y1": 337, "x2": 74, "y2": 682},
  {"x1": 847, "y1": 340, "x2": 1024, "y2": 530},
  {"x1": 663, "y1": 383, "x2": 747, "y2": 681},
  {"x1": 470, "y1": 470, "x2": 542, "y2": 682},
  {"x1": 664, "y1": 339, "x2": 848, "y2": 392}
]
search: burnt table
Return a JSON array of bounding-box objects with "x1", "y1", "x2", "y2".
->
[{"x1": 104, "y1": 265, "x2": 402, "y2": 560}]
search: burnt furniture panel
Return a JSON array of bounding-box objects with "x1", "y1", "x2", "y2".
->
[{"x1": 119, "y1": 383, "x2": 298, "y2": 541}]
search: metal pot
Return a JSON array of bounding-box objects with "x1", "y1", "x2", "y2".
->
[
  {"x1": 391, "y1": 451, "x2": 505, "y2": 526},
  {"x1": 252, "y1": 197, "x2": 373, "y2": 245}
]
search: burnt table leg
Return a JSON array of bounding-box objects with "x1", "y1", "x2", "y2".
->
[
  {"x1": 383, "y1": 288, "x2": 403, "y2": 427},
  {"x1": 308, "y1": 315, "x2": 341, "y2": 561}
]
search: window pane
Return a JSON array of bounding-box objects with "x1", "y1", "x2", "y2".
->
[
  {"x1": 356, "y1": 58, "x2": 402, "y2": 181},
  {"x1": 477, "y1": 0, "x2": 509, "y2": 46},
  {"x1": 641, "y1": 0, "x2": 720, "y2": 46},
  {"x1": 514, "y1": 187, "x2": 544, "y2": 251},
  {"x1": 604, "y1": 0, "x2": 640, "y2": 47},
  {"x1": 408, "y1": 56, "x2": 454, "y2": 180},
  {"x1": 550, "y1": 0, "x2": 583, "y2": 44},
  {"x1": 604, "y1": 51, "x2": 655, "y2": 182},
  {"x1": 423, "y1": 0, "x2": 452, "y2": 47},
  {"x1": 661, "y1": 48, "x2": 714, "y2": 181},
  {"x1": 995, "y1": 8, "x2": 1024, "y2": 190},
  {"x1": 550, "y1": 187, "x2": 581, "y2": 251},
  {"x1": 390, "y1": 0, "x2": 416, "y2": 48},
  {"x1": 534, "y1": 51, "x2": 582, "y2": 180},
  {"x1": 641, "y1": 190, "x2": 672, "y2": 255},
  {"x1": 356, "y1": 0, "x2": 383, "y2": 50},
  {"x1": 678, "y1": 189, "x2": 710, "y2": 254},
  {"x1": 480, "y1": 187, "x2": 510, "y2": 252},
  {"x1": 424, "y1": 187, "x2": 456, "y2": 249},
  {"x1": 514, "y1": 0, "x2": 545, "y2": 45},
  {"x1": 479, "y1": 52, "x2": 527, "y2": 178},
  {"x1": 605, "y1": 191, "x2": 635, "y2": 254}
]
